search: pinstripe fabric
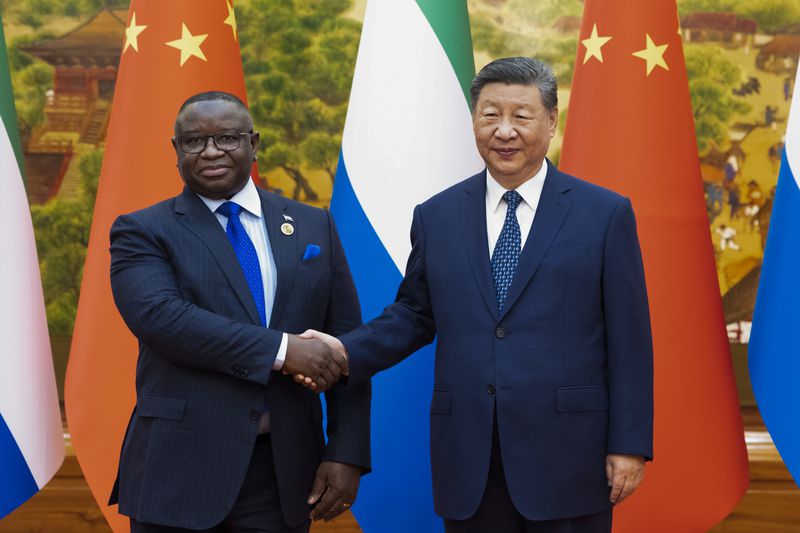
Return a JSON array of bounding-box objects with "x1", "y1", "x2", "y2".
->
[{"x1": 108, "y1": 186, "x2": 371, "y2": 530}]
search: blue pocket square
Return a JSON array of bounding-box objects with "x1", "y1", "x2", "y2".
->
[{"x1": 303, "y1": 244, "x2": 321, "y2": 261}]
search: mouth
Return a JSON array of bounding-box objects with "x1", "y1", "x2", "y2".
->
[
  {"x1": 493, "y1": 147, "x2": 520, "y2": 158},
  {"x1": 198, "y1": 165, "x2": 231, "y2": 178}
]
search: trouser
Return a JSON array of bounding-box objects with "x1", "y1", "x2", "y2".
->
[{"x1": 445, "y1": 420, "x2": 612, "y2": 533}]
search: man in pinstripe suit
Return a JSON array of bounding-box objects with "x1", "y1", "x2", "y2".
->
[{"x1": 108, "y1": 91, "x2": 370, "y2": 533}]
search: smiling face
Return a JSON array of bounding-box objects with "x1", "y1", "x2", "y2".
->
[
  {"x1": 472, "y1": 82, "x2": 557, "y2": 189},
  {"x1": 172, "y1": 99, "x2": 259, "y2": 200}
]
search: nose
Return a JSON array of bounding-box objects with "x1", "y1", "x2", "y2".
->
[
  {"x1": 200, "y1": 136, "x2": 224, "y2": 158},
  {"x1": 494, "y1": 118, "x2": 518, "y2": 140}
]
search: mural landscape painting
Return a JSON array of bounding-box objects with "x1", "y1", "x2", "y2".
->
[{"x1": 3, "y1": 0, "x2": 800, "y2": 531}]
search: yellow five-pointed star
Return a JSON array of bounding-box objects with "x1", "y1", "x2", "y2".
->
[
  {"x1": 581, "y1": 23, "x2": 612, "y2": 64},
  {"x1": 166, "y1": 23, "x2": 208, "y2": 66},
  {"x1": 632, "y1": 34, "x2": 669, "y2": 76},
  {"x1": 123, "y1": 12, "x2": 147, "y2": 53},
  {"x1": 224, "y1": 1, "x2": 238, "y2": 41}
]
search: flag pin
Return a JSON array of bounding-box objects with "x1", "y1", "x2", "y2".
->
[
  {"x1": 283, "y1": 214, "x2": 294, "y2": 222},
  {"x1": 281, "y1": 222, "x2": 294, "y2": 236}
]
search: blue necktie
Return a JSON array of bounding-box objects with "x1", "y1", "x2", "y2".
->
[
  {"x1": 491, "y1": 190, "x2": 522, "y2": 312},
  {"x1": 216, "y1": 201, "x2": 266, "y2": 327}
]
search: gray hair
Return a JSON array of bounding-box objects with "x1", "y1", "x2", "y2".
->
[{"x1": 470, "y1": 57, "x2": 558, "y2": 112}]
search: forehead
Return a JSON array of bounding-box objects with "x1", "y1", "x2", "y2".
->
[
  {"x1": 476, "y1": 82, "x2": 544, "y2": 108},
  {"x1": 175, "y1": 100, "x2": 251, "y2": 133}
]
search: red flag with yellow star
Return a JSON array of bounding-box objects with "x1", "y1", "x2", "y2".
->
[
  {"x1": 65, "y1": 2, "x2": 251, "y2": 530},
  {"x1": 560, "y1": 0, "x2": 748, "y2": 531}
]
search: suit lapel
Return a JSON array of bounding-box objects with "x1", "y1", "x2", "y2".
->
[
  {"x1": 459, "y1": 171, "x2": 500, "y2": 321},
  {"x1": 173, "y1": 188, "x2": 262, "y2": 325},
  {"x1": 500, "y1": 164, "x2": 572, "y2": 319},
  {"x1": 259, "y1": 190, "x2": 299, "y2": 329}
]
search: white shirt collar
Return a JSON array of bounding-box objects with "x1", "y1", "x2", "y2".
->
[
  {"x1": 196, "y1": 178, "x2": 262, "y2": 218},
  {"x1": 486, "y1": 159, "x2": 548, "y2": 213}
]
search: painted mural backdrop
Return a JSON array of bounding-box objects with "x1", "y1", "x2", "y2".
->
[{"x1": 1, "y1": 0, "x2": 797, "y2": 386}]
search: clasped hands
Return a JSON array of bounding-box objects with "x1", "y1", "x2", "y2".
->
[{"x1": 282, "y1": 330, "x2": 348, "y2": 392}]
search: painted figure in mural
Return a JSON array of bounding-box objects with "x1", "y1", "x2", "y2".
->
[
  {"x1": 717, "y1": 224, "x2": 741, "y2": 251},
  {"x1": 765, "y1": 105, "x2": 778, "y2": 131},
  {"x1": 107, "y1": 92, "x2": 371, "y2": 533},
  {"x1": 297, "y1": 57, "x2": 654, "y2": 533}
]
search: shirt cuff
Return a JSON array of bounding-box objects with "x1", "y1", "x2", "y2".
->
[{"x1": 272, "y1": 333, "x2": 288, "y2": 370}]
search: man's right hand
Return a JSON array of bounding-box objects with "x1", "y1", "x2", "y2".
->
[
  {"x1": 283, "y1": 335, "x2": 348, "y2": 392},
  {"x1": 284, "y1": 330, "x2": 349, "y2": 390}
]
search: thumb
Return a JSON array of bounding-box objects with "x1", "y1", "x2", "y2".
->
[
  {"x1": 308, "y1": 469, "x2": 327, "y2": 504},
  {"x1": 605, "y1": 457, "x2": 614, "y2": 486},
  {"x1": 299, "y1": 329, "x2": 318, "y2": 339}
]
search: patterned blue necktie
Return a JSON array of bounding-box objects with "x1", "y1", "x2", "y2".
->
[
  {"x1": 216, "y1": 201, "x2": 266, "y2": 326},
  {"x1": 491, "y1": 190, "x2": 522, "y2": 312}
]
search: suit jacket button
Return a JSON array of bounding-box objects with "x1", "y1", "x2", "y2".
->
[
  {"x1": 495, "y1": 328, "x2": 506, "y2": 339},
  {"x1": 250, "y1": 410, "x2": 260, "y2": 420},
  {"x1": 487, "y1": 384, "x2": 496, "y2": 395},
  {"x1": 242, "y1": 368, "x2": 250, "y2": 376}
]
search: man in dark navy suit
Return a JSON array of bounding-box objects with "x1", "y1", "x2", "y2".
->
[
  {"x1": 303, "y1": 58, "x2": 653, "y2": 532},
  {"x1": 108, "y1": 91, "x2": 370, "y2": 533}
]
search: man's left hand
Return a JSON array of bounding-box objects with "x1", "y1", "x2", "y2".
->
[
  {"x1": 308, "y1": 461, "x2": 361, "y2": 521},
  {"x1": 606, "y1": 454, "x2": 645, "y2": 504}
]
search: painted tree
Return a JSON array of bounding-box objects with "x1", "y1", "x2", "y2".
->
[{"x1": 239, "y1": 0, "x2": 360, "y2": 200}]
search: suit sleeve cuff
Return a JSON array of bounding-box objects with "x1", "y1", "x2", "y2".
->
[{"x1": 272, "y1": 333, "x2": 288, "y2": 370}]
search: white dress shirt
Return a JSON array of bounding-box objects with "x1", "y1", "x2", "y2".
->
[
  {"x1": 197, "y1": 180, "x2": 288, "y2": 433},
  {"x1": 486, "y1": 159, "x2": 548, "y2": 257}
]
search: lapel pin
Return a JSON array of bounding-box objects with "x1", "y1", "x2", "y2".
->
[
  {"x1": 281, "y1": 222, "x2": 294, "y2": 236},
  {"x1": 283, "y1": 214, "x2": 294, "y2": 222}
]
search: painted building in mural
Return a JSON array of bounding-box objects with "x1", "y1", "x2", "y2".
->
[{"x1": 20, "y1": 8, "x2": 125, "y2": 204}]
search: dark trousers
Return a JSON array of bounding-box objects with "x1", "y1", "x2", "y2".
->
[
  {"x1": 445, "y1": 421, "x2": 612, "y2": 533},
  {"x1": 130, "y1": 434, "x2": 310, "y2": 533}
]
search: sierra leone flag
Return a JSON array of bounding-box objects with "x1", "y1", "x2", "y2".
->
[
  {"x1": 750, "y1": 56, "x2": 800, "y2": 487},
  {"x1": 0, "y1": 12, "x2": 65, "y2": 518},
  {"x1": 330, "y1": 1, "x2": 482, "y2": 531}
]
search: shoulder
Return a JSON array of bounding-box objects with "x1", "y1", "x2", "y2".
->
[
  {"x1": 555, "y1": 168, "x2": 630, "y2": 211},
  {"x1": 418, "y1": 171, "x2": 484, "y2": 212},
  {"x1": 113, "y1": 195, "x2": 179, "y2": 228},
  {"x1": 260, "y1": 188, "x2": 328, "y2": 217}
]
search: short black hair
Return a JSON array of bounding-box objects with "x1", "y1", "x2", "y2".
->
[
  {"x1": 177, "y1": 91, "x2": 248, "y2": 115},
  {"x1": 470, "y1": 57, "x2": 558, "y2": 112},
  {"x1": 174, "y1": 91, "x2": 253, "y2": 133}
]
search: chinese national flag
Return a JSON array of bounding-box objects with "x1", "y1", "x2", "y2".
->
[
  {"x1": 560, "y1": 0, "x2": 748, "y2": 531},
  {"x1": 65, "y1": 2, "x2": 252, "y2": 530}
]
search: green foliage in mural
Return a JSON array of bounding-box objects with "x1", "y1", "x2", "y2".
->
[
  {"x1": 6, "y1": 33, "x2": 55, "y2": 141},
  {"x1": 506, "y1": 0, "x2": 583, "y2": 27},
  {"x1": 238, "y1": 0, "x2": 360, "y2": 200},
  {"x1": 471, "y1": 17, "x2": 517, "y2": 57},
  {"x1": 10, "y1": 0, "x2": 116, "y2": 20},
  {"x1": 678, "y1": 0, "x2": 800, "y2": 34},
  {"x1": 469, "y1": 2, "x2": 578, "y2": 86},
  {"x1": 31, "y1": 149, "x2": 102, "y2": 335},
  {"x1": 685, "y1": 45, "x2": 750, "y2": 152}
]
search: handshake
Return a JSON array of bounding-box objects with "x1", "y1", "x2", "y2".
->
[{"x1": 282, "y1": 330, "x2": 348, "y2": 392}]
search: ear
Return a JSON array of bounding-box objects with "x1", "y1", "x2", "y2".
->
[
  {"x1": 171, "y1": 137, "x2": 181, "y2": 167},
  {"x1": 548, "y1": 107, "x2": 558, "y2": 138}
]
